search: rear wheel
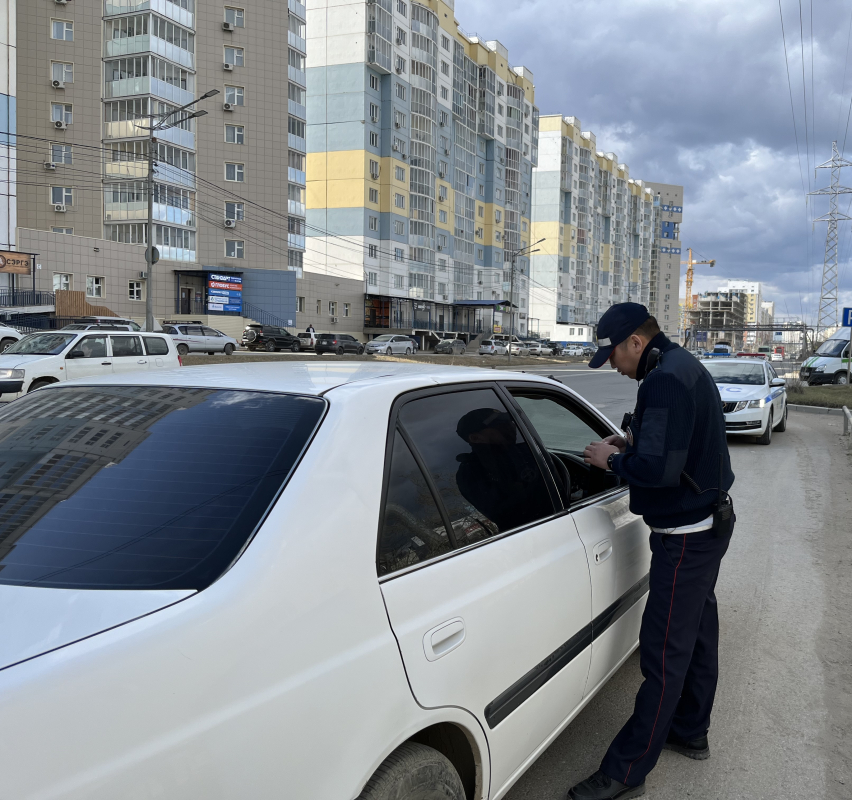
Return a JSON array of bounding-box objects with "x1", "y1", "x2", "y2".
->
[
  {"x1": 0, "y1": 337, "x2": 16, "y2": 352},
  {"x1": 405, "y1": 347, "x2": 412, "y2": 355},
  {"x1": 756, "y1": 410, "x2": 773, "y2": 445},
  {"x1": 834, "y1": 371, "x2": 849, "y2": 385},
  {"x1": 265, "y1": 340, "x2": 277, "y2": 352},
  {"x1": 337, "y1": 346, "x2": 345, "y2": 355},
  {"x1": 357, "y1": 346, "x2": 364, "y2": 355},
  {"x1": 176, "y1": 344, "x2": 189, "y2": 356},
  {"x1": 223, "y1": 343, "x2": 235, "y2": 356},
  {"x1": 460, "y1": 348, "x2": 466, "y2": 355},
  {"x1": 356, "y1": 742, "x2": 465, "y2": 800},
  {"x1": 290, "y1": 341, "x2": 301, "y2": 353}
]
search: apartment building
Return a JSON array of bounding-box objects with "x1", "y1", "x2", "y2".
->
[
  {"x1": 722, "y1": 280, "x2": 761, "y2": 344},
  {"x1": 688, "y1": 289, "x2": 746, "y2": 350},
  {"x1": 645, "y1": 181, "x2": 682, "y2": 342},
  {"x1": 530, "y1": 115, "x2": 655, "y2": 341},
  {"x1": 305, "y1": 0, "x2": 539, "y2": 340},
  {"x1": 0, "y1": 0, "x2": 14, "y2": 261},
  {"x1": 12, "y1": 0, "x2": 362, "y2": 332}
]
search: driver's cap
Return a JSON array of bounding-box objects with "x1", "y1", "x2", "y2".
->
[{"x1": 589, "y1": 303, "x2": 651, "y2": 368}]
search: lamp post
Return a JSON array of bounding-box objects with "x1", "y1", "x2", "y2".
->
[
  {"x1": 506, "y1": 239, "x2": 544, "y2": 365},
  {"x1": 143, "y1": 89, "x2": 219, "y2": 331}
]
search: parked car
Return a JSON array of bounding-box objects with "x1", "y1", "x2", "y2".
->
[
  {"x1": 160, "y1": 323, "x2": 239, "y2": 356},
  {"x1": 315, "y1": 333, "x2": 364, "y2": 355},
  {"x1": 564, "y1": 346, "x2": 584, "y2": 357},
  {"x1": 770, "y1": 352, "x2": 783, "y2": 362},
  {"x1": 0, "y1": 362, "x2": 649, "y2": 800},
  {"x1": 528, "y1": 341, "x2": 553, "y2": 356},
  {"x1": 0, "y1": 323, "x2": 23, "y2": 352},
  {"x1": 509, "y1": 341, "x2": 530, "y2": 356},
  {"x1": 364, "y1": 334, "x2": 415, "y2": 355},
  {"x1": 543, "y1": 340, "x2": 564, "y2": 356},
  {"x1": 297, "y1": 331, "x2": 319, "y2": 349},
  {"x1": 434, "y1": 338, "x2": 466, "y2": 355},
  {"x1": 703, "y1": 357, "x2": 787, "y2": 444},
  {"x1": 479, "y1": 339, "x2": 508, "y2": 355},
  {"x1": 242, "y1": 325, "x2": 302, "y2": 352},
  {"x1": 402, "y1": 335, "x2": 421, "y2": 352},
  {"x1": 582, "y1": 345, "x2": 597, "y2": 357},
  {"x1": 0, "y1": 330, "x2": 179, "y2": 400},
  {"x1": 799, "y1": 329, "x2": 851, "y2": 384}
]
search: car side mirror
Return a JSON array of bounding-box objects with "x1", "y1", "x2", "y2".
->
[
  {"x1": 66, "y1": 351, "x2": 85, "y2": 359},
  {"x1": 770, "y1": 377, "x2": 786, "y2": 387}
]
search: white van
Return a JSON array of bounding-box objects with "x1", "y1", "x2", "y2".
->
[
  {"x1": 799, "y1": 329, "x2": 851, "y2": 385},
  {"x1": 0, "y1": 330, "x2": 180, "y2": 400}
]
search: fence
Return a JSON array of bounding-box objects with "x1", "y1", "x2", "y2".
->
[
  {"x1": 0, "y1": 290, "x2": 55, "y2": 309},
  {"x1": 6, "y1": 316, "x2": 81, "y2": 333}
]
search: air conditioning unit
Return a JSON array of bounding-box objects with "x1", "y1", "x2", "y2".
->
[
  {"x1": 442, "y1": 294, "x2": 449, "y2": 300},
  {"x1": 370, "y1": 170, "x2": 379, "y2": 179},
  {"x1": 54, "y1": 204, "x2": 67, "y2": 213},
  {"x1": 105, "y1": 213, "x2": 112, "y2": 220},
  {"x1": 437, "y1": 244, "x2": 443, "y2": 251},
  {"x1": 330, "y1": 316, "x2": 339, "y2": 323},
  {"x1": 439, "y1": 118, "x2": 446, "y2": 127},
  {"x1": 438, "y1": 169, "x2": 446, "y2": 178},
  {"x1": 392, "y1": 142, "x2": 399, "y2": 151},
  {"x1": 44, "y1": 162, "x2": 57, "y2": 171},
  {"x1": 443, "y1": 147, "x2": 450, "y2": 155},
  {"x1": 401, "y1": 153, "x2": 408, "y2": 160},
  {"x1": 395, "y1": 35, "x2": 404, "y2": 45},
  {"x1": 54, "y1": 120, "x2": 67, "y2": 130},
  {"x1": 370, "y1": 114, "x2": 379, "y2": 123},
  {"x1": 222, "y1": 21, "x2": 235, "y2": 31},
  {"x1": 395, "y1": 65, "x2": 403, "y2": 74},
  {"x1": 223, "y1": 62, "x2": 234, "y2": 71},
  {"x1": 499, "y1": 156, "x2": 505, "y2": 164},
  {"x1": 438, "y1": 195, "x2": 445, "y2": 203},
  {"x1": 52, "y1": 80, "x2": 65, "y2": 89},
  {"x1": 394, "y1": 120, "x2": 401, "y2": 128},
  {"x1": 139, "y1": 271, "x2": 147, "y2": 279},
  {"x1": 224, "y1": 219, "x2": 236, "y2": 228},
  {"x1": 223, "y1": 102, "x2": 234, "y2": 111}
]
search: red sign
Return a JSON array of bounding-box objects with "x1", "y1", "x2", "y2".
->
[{"x1": 208, "y1": 280, "x2": 242, "y2": 291}]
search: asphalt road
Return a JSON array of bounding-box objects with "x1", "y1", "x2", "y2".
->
[{"x1": 501, "y1": 409, "x2": 852, "y2": 800}]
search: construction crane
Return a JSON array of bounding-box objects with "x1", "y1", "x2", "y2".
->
[{"x1": 682, "y1": 248, "x2": 716, "y2": 310}]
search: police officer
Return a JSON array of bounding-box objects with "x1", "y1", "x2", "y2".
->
[{"x1": 568, "y1": 303, "x2": 734, "y2": 800}]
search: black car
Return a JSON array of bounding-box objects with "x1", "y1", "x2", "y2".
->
[
  {"x1": 315, "y1": 333, "x2": 365, "y2": 355},
  {"x1": 434, "y1": 338, "x2": 466, "y2": 355},
  {"x1": 543, "y1": 340, "x2": 564, "y2": 356},
  {"x1": 242, "y1": 324, "x2": 301, "y2": 352}
]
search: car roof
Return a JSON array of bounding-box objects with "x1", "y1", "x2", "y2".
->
[
  {"x1": 65, "y1": 362, "x2": 561, "y2": 397},
  {"x1": 704, "y1": 357, "x2": 769, "y2": 366}
]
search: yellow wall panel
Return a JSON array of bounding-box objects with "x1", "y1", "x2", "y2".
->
[
  {"x1": 307, "y1": 152, "x2": 327, "y2": 182},
  {"x1": 326, "y1": 150, "x2": 367, "y2": 181},
  {"x1": 306, "y1": 180, "x2": 327, "y2": 210},
  {"x1": 326, "y1": 179, "x2": 367, "y2": 209}
]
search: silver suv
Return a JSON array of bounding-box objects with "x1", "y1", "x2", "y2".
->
[{"x1": 160, "y1": 322, "x2": 239, "y2": 356}]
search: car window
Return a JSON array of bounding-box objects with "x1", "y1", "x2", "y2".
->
[
  {"x1": 144, "y1": 336, "x2": 170, "y2": 356},
  {"x1": 162, "y1": 326, "x2": 178, "y2": 335},
  {"x1": 110, "y1": 335, "x2": 143, "y2": 357},
  {"x1": 177, "y1": 326, "x2": 189, "y2": 335},
  {"x1": 68, "y1": 335, "x2": 107, "y2": 359},
  {"x1": 510, "y1": 391, "x2": 607, "y2": 457},
  {"x1": 378, "y1": 432, "x2": 453, "y2": 576},
  {"x1": 201, "y1": 327, "x2": 219, "y2": 337},
  {"x1": 0, "y1": 386, "x2": 326, "y2": 590},
  {"x1": 186, "y1": 326, "x2": 204, "y2": 337},
  {"x1": 5, "y1": 333, "x2": 76, "y2": 355},
  {"x1": 397, "y1": 389, "x2": 554, "y2": 548}
]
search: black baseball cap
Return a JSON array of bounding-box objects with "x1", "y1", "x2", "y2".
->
[
  {"x1": 456, "y1": 408, "x2": 514, "y2": 441},
  {"x1": 589, "y1": 303, "x2": 651, "y2": 368}
]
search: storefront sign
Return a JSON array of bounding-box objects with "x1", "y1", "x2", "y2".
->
[
  {"x1": 209, "y1": 280, "x2": 243, "y2": 292},
  {"x1": 0, "y1": 252, "x2": 31, "y2": 274},
  {"x1": 207, "y1": 302, "x2": 243, "y2": 312},
  {"x1": 206, "y1": 273, "x2": 242, "y2": 313},
  {"x1": 493, "y1": 325, "x2": 502, "y2": 333}
]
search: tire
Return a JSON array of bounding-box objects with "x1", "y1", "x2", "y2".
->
[
  {"x1": 337, "y1": 346, "x2": 345, "y2": 355},
  {"x1": 224, "y1": 343, "x2": 235, "y2": 356},
  {"x1": 265, "y1": 340, "x2": 277, "y2": 352},
  {"x1": 386, "y1": 347, "x2": 392, "y2": 356},
  {"x1": 291, "y1": 342, "x2": 301, "y2": 353},
  {"x1": 177, "y1": 344, "x2": 189, "y2": 356},
  {"x1": 28, "y1": 378, "x2": 58, "y2": 393},
  {"x1": 756, "y1": 410, "x2": 773, "y2": 445},
  {"x1": 405, "y1": 347, "x2": 412, "y2": 355},
  {"x1": 358, "y1": 346, "x2": 364, "y2": 355},
  {"x1": 0, "y1": 337, "x2": 16, "y2": 352},
  {"x1": 774, "y1": 402, "x2": 788, "y2": 432},
  {"x1": 834, "y1": 371, "x2": 849, "y2": 385},
  {"x1": 460, "y1": 348, "x2": 466, "y2": 355},
  {"x1": 356, "y1": 742, "x2": 465, "y2": 800}
]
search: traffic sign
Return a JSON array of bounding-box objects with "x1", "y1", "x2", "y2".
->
[{"x1": 842, "y1": 307, "x2": 852, "y2": 327}]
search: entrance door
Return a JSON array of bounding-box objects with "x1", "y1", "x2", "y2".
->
[
  {"x1": 180, "y1": 287, "x2": 191, "y2": 314},
  {"x1": 65, "y1": 335, "x2": 112, "y2": 380}
]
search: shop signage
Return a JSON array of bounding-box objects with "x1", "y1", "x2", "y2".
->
[
  {"x1": 0, "y1": 252, "x2": 31, "y2": 274},
  {"x1": 206, "y1": 273, "x2": 242, "y2": 313}
]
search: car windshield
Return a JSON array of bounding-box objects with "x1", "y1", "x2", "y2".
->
[
  {"x1": 815, "y1": 338, "x2": 847, "y2": 357},
  {"x1": 704, "y1": 362, "x2": 766, "y2": 386},
  {"x1": 372, "y1": 335, "x2": 394, "y2": 341},
  {"x1": 4, "y1": 333, "x2": 76, "y2": 355},
  {"x1": 0, "y1": 386, "x2": 326, "y2": 591}
]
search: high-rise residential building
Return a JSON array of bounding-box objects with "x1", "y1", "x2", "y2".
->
[
  {"x1": 722, "y1": 280, "x2": 761, "y2": 343},
  {"x1": 11, "y1": 0, "x2": 361, "y2": 333},
  {"x1": 645, "y1": 182, "x2": 682, "y2": 341},
  {"x1": 0, "y1": 0, "x2": 15, "y2": 263},
  {"x1": 306, "y1": 0, "x2": 539, "y2": 340},
  {"x1": 530, "y1": 115, "x2": 655, "y2": 340}
]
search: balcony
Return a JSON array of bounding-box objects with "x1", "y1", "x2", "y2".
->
[
  {"x1": 104, "y1": 200, "x2": 195, "y2": 228},
  {"x1": 104, "y1": 35, "x2": 195, "y2": 70},
  {"x1": 288, "y1": 200, "x2": 305, "y2": 216},
  {"x1": 104, "y1": 76, "x2": 195, "y2": 107},
  {"x1": 0, "y1": 290, "x2": 56, "y2": 315},
  {"x1": 288, "y1": 0, "x2": 306, "y2": 19},
  {"x1": 288, "y1": 233, "x2": 306, "y2": 249},
  {"x1": 104, "y1": 0, "x2": 194, "y2": 29},
  {"x1": 288, "y1": 133, "x2": 306, "y2": 152},
  {"x1": 288, "y1": 166, "x2": 306, "y2": 185},
  {"x1": 288, "y1": 30, "x2": 306, "y2": 53},
  {"x1": 288, "y1": 65, "x2": 306, "y2": 86},
  {"x1": 288, "y1": 99, "x2": 306, "y2": 119}
]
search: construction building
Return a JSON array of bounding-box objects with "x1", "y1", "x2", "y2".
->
[
  {"x1": 688, "y1": 288, "x2": 747, "y2": 350},
  {"x1": 722, "y1": 280, "x2": 762, "y2": 344},
  {"x1": 305, "y1": 0, "x2": 539, "y2": 342}
]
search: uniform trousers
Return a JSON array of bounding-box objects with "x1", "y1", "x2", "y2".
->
[{"x1": 599, "y1": 523, "x2": 732, "y2": 787}]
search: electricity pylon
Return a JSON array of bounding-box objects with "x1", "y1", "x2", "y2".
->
[{"x1": 810, "y1": 141, "x2": 852, "y2": 337}]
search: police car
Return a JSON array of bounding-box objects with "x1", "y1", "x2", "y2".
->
[{"x1": 703, "y1": 357, "x2": 787, "y2": 445}]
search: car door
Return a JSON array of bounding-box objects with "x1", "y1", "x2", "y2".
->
[
  {"x1": 379, "y1": 385, "x2": 593, "y2": 795},
  {"x1": 108, "y1": 335, "x2": 148, "y2": 373},
  {"x1": 504, "y1": 384, "x2": 651, "y2": 699},
  {"x1": 201, "y1": 327, "x2": 223, "y2": 352},
  {"x1": 182, "y1": 325, "x2": 205, "y2": 352},
  {"x1": 767, "y1": 363, "x2": 786, "y2": 419},
  {"x1": 64, "y1": 335, "x2": 112, "y2": 380}
]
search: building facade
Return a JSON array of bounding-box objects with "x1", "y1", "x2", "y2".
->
[
  {"x1": 0, "y1": 0, "x2": 15, "y2": 265},
  {"x1": 305, "y1": 0, "x2": 539, "y2": 340},
  {"x1": 645, "y1": 181, "x2": 682, "y2": 342},
  {"x1": 688, "y1": 289, "x2": 746, "y2": 350},
  {"x1": 530, "y1": 115, "x2": 655, "y2": 341}
]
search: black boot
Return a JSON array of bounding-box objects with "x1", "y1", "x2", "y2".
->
[
  {"x1": 663, "y1": 732, "x2": 710, "y2": 760},
  {"x1": 567, "y1": 770, "x2": 645, "y2": 799}
]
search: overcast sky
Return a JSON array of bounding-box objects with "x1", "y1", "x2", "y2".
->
[{"x1": 463, "y1": 0, "x2": 852, "y2": 323}]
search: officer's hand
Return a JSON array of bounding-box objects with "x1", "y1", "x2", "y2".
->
[
  {"x1": 583, "y1": 441, "x2": 621, "y2": 469},
  {"x1": 602, "y1": 434, "x2": 627, "y2": 452}
]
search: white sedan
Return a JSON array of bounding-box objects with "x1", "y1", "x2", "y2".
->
[
  {"x1": 527, "y1": 341, "x2": 553, "y2": 356},
  {"x1": 365, "y1": 334, "x2": 415, "y2": 355},
  {"x1": 0, "y1": 322, "x2": 22, "y2": 352},
  {"x1": 703, "y1": 357, "x2": 788, "y2": 445},
  {"x1": 0, "y1": 363, "x2": 650, "y2": 800}
]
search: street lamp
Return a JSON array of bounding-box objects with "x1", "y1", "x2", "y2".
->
[
  {"x1": 143, "y1": 90, "x2": 219, "y2": 331},
  {"x1": 506, "y1": 238, "x2": 544, "y2": 364}
]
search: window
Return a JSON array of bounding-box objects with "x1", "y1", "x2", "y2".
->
[
  {"x1": 368, "y1": 271, "x2": 378, "y2": 286},
  {"x1": 51, "y1": 144, "x2": 72, "y2": 164},
  {"x1": 225, "y1": 239, "x2": 245, "y2": 258},
  {"x1": 522, "y1": 221, "x2": 528, "y2": 232},
  {"x1": 68, "y1": 335, "x2": 107, "y2": 360},
  {"x1": 51, "y1": 186, "x2": 72, "y2": 206},
  {"x1": 369, "y1": 158, "x2": 379, "y2": 177},
  {"x1": 329, "y1": 301, "x2": 337, "y2": 316},
  {"x1": 441, "y1": 86, "x2": 449, "y2": 100},
  {"x1": 441, "y1": 34, "x2": 450, "y2": 50},
  {"x1": 53, "y1": 273, "x2": 72, "y2": 290},
  {"x1": 225, "y1": 124, "x2": 245, "y2": 144},
  {"x1": 370, "y1": 73, "x2": 379, "y2": 91},
  {"x1": 369, "y1": 215, "x2": 378, "y2": 231},
  {"x1": 51, "y1": 20, "x2": 73, "y2": 41},
  {"x1": 296, "y1": 296, "x2": 305, "y2": 313},
  {"x1": 394, "y1": 248, "x2": 405, "y2": 262},
  {"x1": 395, "y1": 56, "x2": 406, "y2": 74},
  {"x1": 224, "y1": 6, "x2": 244, "y2": 27},
  {"x1": 225, "y1": 201, "x2": 244, "y2": 221},
  {"x1": 439, "y1": 209, "x2": 447, "y2": 223},
  {"x1": 128, "y1": 280, "x2": 143, "y2": 301},
  {"x1": 51, "y1": 103, "x2": 72, "y2": 124},
  {"x1": 438, "y1": 185, "x2": 447, "y2": 202},
  {"x1": 394, "y1": 193, "x2": 406, "y2": 209},
  {"x1": 344, "y1": 303, "x2": 351, "y2": 317},
  {"x1": 495, "y1": 210, "x2": 502, "y2": 222},
  {"x1": 225, "y1": 85, "x2": 244, "y2": 105},
  {"x1": 394, "y1": 274, "x2": 405, "y2": 289},
  {"x1": 369, "y1": 187, "x2": 379, "y2": 204},
  {"x1": 393, "y1": 220, "x2": 405, "y2": 235},
  {"x1": 495, "y1": 231, "x2": 501, "y2": 242},
  {"x1": 477, "y1": 248, "x2": 484, "y2": 260},
  {"x1": 377, "y1": 389, "x2": 554, "y2": 574},
  {"x1": 369, "y1": 102, "x2": 380, "y2": 121},
  {"x1": 288, "y1": 116, "x2": 305, "y2": 139},
  {"x1": 370, "y1": 131, "x2": 379, "y2": 148},
  {"x1": 495, "y1": 188, "x2": 502, "y2": 201},
  {"x1": 395, "y1": 27, "x2": 406, "y2": 45},
  {"x1": 395, "y1": 165, "x2": 406, "y2": 181},
  {"x1": 394, "y1": 110, "x2": 406, "y2": 129},
  {"x1": 86, "y1": 276, "x2": 104, "y2": 298},
  {"x1": 224, "y1": 47, "x2": 244, "y2": 66},
  {"x1": 395, "y1": 83, "x2": 406, "y2": 100},
  {"x1": 52, "y1": 62, "x2": 73, "y2": 83},
  {"x1": 396, "y1": 0, "x2": 407, "y2": 16},
  {"x1": 316, "y1": 299, "x2": 322, "y2": 314},
  {"x1": 368, "y1": 244, "x2": 378, "y2": 258},
  {"x1": 52, "y1": 227, "x2": 73, "y2": 235},
  {"x1": 225, "y1": 162, "x2": 244, "y2": 182},
  {"x1": 440, "y1": 60, "x2": 450, "y2": 77},
  {"x1": 478, "y1": 184, "x2": 485, "y2": 197},
  {"x1": 477, "y1": 205, "x2": 484, "y2": 218}
]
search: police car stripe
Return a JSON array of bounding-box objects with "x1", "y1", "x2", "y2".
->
[{"x1": 484, "y1": 573, "x2": 650, "y2": 728}]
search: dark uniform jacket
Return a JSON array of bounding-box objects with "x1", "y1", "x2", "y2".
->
[{"x1": 609, "y1": 333, "x2": 734, "y2": 528}]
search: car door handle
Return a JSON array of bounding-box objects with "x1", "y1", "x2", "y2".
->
[
  {"x1": 593, "y1": 539, "x2": 613, "y2": 564},
  {"x1": 423, "y1": 618, "x2": 465, "y2": 662},
  {"x1": 137, "y1": 359, "x2": 148, "y2": 364},
  {"x1": 101, "y1": 361, "x2": 112, "y2": 365}
]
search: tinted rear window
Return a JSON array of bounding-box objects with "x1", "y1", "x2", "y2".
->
[
  {"x1": 144, "y1": 337, "x2": 169, "y2": 356},
  {"x1": 0, "y1": 386, "x2": 325, "y2": 590}
]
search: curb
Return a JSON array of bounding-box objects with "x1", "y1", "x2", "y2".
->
[{"x1": 787, "y1": 403, "x2": 844, "y2": 416}]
